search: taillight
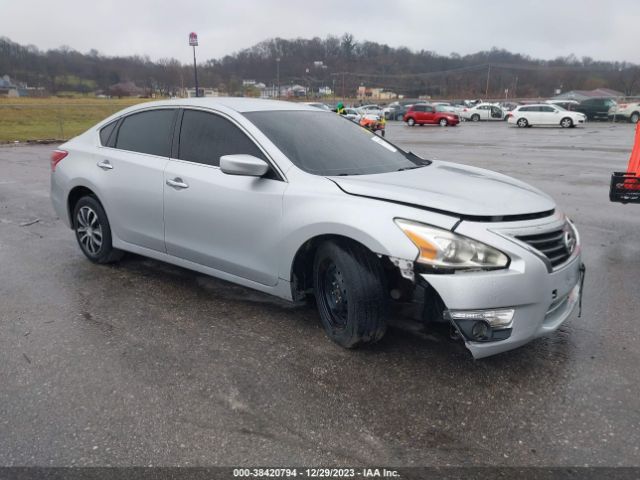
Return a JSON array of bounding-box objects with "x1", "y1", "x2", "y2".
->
[{"x1": 50, "y1": 149, "x2": 68, "y2": 172}]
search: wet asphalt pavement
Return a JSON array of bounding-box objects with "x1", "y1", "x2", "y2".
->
[{"x1": 0, "y1": 121, "x2": 639, "y2": 467}]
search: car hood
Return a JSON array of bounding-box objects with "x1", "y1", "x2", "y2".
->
[{"x1": 328, "y1": 160, "x2": 555, "y2": 219}]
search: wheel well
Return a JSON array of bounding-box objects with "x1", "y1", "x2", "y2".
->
[
  {"x1": 67, "y1": 186, "x2": 98, "y2": 226},
  {"x1": 290, "y1": 234, "x2": 419, "y2": 304}
]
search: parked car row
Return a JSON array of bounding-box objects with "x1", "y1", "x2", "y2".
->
[{"x1": 306, "y1": 96, "x2": 638, "y2": 130}]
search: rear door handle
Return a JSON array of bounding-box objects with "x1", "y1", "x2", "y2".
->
[
  {"x1": 166, "y1": 177, "x2": 189, "y2": 189},
  {"x1": 97, "y1": 160, "x2": 113, "y2": 170}
]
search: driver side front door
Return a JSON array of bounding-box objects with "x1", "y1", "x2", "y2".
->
[{"x1": 163, "y1": 109, "x2": 287, "y2": 286}]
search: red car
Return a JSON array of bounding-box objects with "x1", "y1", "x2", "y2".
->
[{"x1": 403, "y1": 104, "x2": 460, "y2": 127}]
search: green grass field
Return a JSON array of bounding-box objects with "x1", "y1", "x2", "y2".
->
[{"x1": 0, "y1": 97, "x2": 155, "y2": 143}]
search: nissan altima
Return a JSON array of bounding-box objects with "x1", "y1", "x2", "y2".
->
[{"x1": 50, "y1": 98, "x2": 584, "y2": 358}]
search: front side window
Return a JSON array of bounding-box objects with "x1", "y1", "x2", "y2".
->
[
  {"x1": 425, "y1": 106, "x2": 435, "y2": 113},
  {"x1": 413, "y1": 105, "x2": 426, "y2": 112},
  {"x1": 178, "y1": 109, "x2": 265, "y2": 167},
  {"x1": 115, "y1": 109, "x2": 176, "y2": 157},
  {"x1": 245, "y1": 110, "x2": 426, "y2": 176}
]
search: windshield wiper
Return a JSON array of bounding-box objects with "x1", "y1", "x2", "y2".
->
[
  {"x1": 396, "y1": 166, "x2": 422, "y2": 172},
  {"x1": 404, "y1": 151, "x2": 432, "y2": 165}
]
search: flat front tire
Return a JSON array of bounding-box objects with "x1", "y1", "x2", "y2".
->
[
  {"x1": 73, "y1": 195, "x2": 124, "y2": 264},
  {"x1": 313, "y1": 241, "x2": 387, "y2": 348}
]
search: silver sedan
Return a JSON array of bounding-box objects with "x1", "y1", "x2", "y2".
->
[{"x1": 50, "y1": 98, "x2": 584, "y2": 358}]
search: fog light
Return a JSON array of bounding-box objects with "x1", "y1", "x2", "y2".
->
[
  {"x1": 471, "y1": 321, "x2": 490, "y2": 340},
  {"x1": 447, "y1": 308, "x2": 515, "y2": 329}
]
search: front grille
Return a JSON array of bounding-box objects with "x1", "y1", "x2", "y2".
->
[{"x1": 516, "y1": 228, "x2": 572, "y2": 268}]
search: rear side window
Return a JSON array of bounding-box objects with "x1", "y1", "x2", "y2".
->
[
  {"x1": 99, "y1": 121, "x2": 117, "y2": 146},
  {"x1": 115, "y1": 109, "x2": 176, "y2": 157},
  {"x1": 413, "y1": 105, "x2": 426, "y2": 112},
  {"x1": 178, "y1": 109, "x2": 265, "y2": 167}
]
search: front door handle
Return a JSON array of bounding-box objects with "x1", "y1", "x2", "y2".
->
[
  {"x1": 97, "y1": 160, "x2": 113, "y2": 170},
  {"x1": 166, "y1": 177, "x2": 189, "y2": 189}
]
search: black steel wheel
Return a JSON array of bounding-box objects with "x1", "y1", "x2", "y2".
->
[{"x1": 313, "y1": 241, "x2": 387, "y2": 348}]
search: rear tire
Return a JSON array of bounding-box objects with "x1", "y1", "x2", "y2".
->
[
  {"x1": 471, "y1": 114, "x2": 480, "y2": 122},
  {"x1": 313, "y1": 241, "x2": 387, "y2": 348},
  {"x1": 560, "y1": 117, "x2": 573, "y2": 128},
  {"x1": 407, "y1": 117, "x2": 415, "y2": 126},
  {"x1": 516, "y1": 117, "x2": 528, "y2": 128},
  {"x1": 73, "y1": 195, "x2": 124, "y2": 264}
]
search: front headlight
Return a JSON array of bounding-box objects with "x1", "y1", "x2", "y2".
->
[{"x1": 395, "y1": 219, "x2": 509, "y2": 271}]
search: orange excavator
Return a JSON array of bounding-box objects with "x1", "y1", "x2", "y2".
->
[{"x1": 610, "y1": 122, "x2": 640, "y2": 203}]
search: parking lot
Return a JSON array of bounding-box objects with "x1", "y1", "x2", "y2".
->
[{"x1": 1, "y1": 121, "x2": 639, "y2": 467}]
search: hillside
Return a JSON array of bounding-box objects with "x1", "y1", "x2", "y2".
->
[{"x1": 1, "y1": 34, "x2": 639, "y2": 98}]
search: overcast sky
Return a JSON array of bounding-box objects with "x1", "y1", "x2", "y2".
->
[{"x1": 2, "y1": 0, "x2": 639, "y2": 64}]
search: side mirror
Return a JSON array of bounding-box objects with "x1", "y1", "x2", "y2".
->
[{"x1": 220, "y1": 154, "x2": 269, "y2": 177}]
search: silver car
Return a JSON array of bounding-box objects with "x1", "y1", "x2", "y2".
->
[{"x1": 50, "y1": 98, "x2": 584, "y2": 358}]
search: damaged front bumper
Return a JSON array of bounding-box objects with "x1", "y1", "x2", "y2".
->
[{"x1": 420, "y1": 253, "x2": 584, "y2": 359}]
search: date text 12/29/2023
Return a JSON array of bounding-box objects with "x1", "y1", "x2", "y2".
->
[{"x1": 233, "y1": 468, "x2": 400, "y2": 478}]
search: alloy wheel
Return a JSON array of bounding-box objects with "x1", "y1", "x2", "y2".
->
[
  {"x1": 76, "y1": 206, "x2": 103, "y2": 255},
  {"x1": 560, "y1": 118, "x2": 572, "y2": 128}
]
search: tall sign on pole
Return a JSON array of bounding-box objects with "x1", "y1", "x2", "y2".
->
[{"x1": 189, "y1": 32, "x2": 199, "y2": 97}]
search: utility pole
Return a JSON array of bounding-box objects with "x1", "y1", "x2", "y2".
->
[
  {"x1": 189, "y1": 32, "x2": 199, "y2": 97},
  {"x1": 276, "y1": 57, "x2": 280, "y2": 99},
  {"x1": 484, "y1": 64, "x2": 491, "y2": 99}
]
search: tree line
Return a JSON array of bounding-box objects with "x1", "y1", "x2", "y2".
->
[{"x1": 1, "y1": 34, "x2": 639, "y2": 99}]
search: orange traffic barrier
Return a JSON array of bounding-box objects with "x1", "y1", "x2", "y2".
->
[
  {"x1": 627, "y1": 122, "x2": 640, "y2": 178},
  {"x1": 609, "y1": 124, "x2": 640, "y2": 202}
]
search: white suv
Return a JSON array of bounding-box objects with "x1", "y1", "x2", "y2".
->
[{"x1": 608, "y1": 101, "x2": 640, "y2": 124}]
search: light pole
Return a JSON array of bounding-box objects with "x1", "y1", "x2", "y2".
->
[
  {"x1": 189, "y1": 32, "x2": 199, "y2": 97},
  {"x1": 276, "y1": 57, "x2": 280, "y2": 99}
]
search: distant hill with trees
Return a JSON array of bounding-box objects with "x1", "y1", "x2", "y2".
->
[{"x1": 1, "y1": 34, "x2": 639, "y2": 99}]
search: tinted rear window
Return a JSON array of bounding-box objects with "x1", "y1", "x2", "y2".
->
[
  {"x1": 245, "y1": 111, "x2": 424, "y2": 176},
  {"x1": 115, "y1": 109, "x2": 176, "y2": 157},
  {"x1": 99, "y1": 121, "x2": 117, "y2": 146}
]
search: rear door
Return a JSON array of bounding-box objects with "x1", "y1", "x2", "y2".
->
[
  {"x1": 538, "y1": 105, "x2": 558, "y2": 124},
  {"x1": 423, "y1": 105, "x2": 436, "y2": 123},
  {"x1": 478, "y1": 105, "x2": 490, "y2": 120},
  {"x1": 163, "y1": 108, "x2": 287, "y2": 285},
  {"x1": 98, "y1": 108, "x2": 177, "y2": 252}
]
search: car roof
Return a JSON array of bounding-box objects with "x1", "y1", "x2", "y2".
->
[
  {"x1": 517, "y1": 104, "x2": 556, "y2": 107},
  {"x1": 122, "y1": 97, "x2": 320, "y2": 113}
]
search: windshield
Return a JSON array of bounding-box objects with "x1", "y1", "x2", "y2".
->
[{"x1": 245, "y1": 111, "x2": 427, "y2": 176}]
